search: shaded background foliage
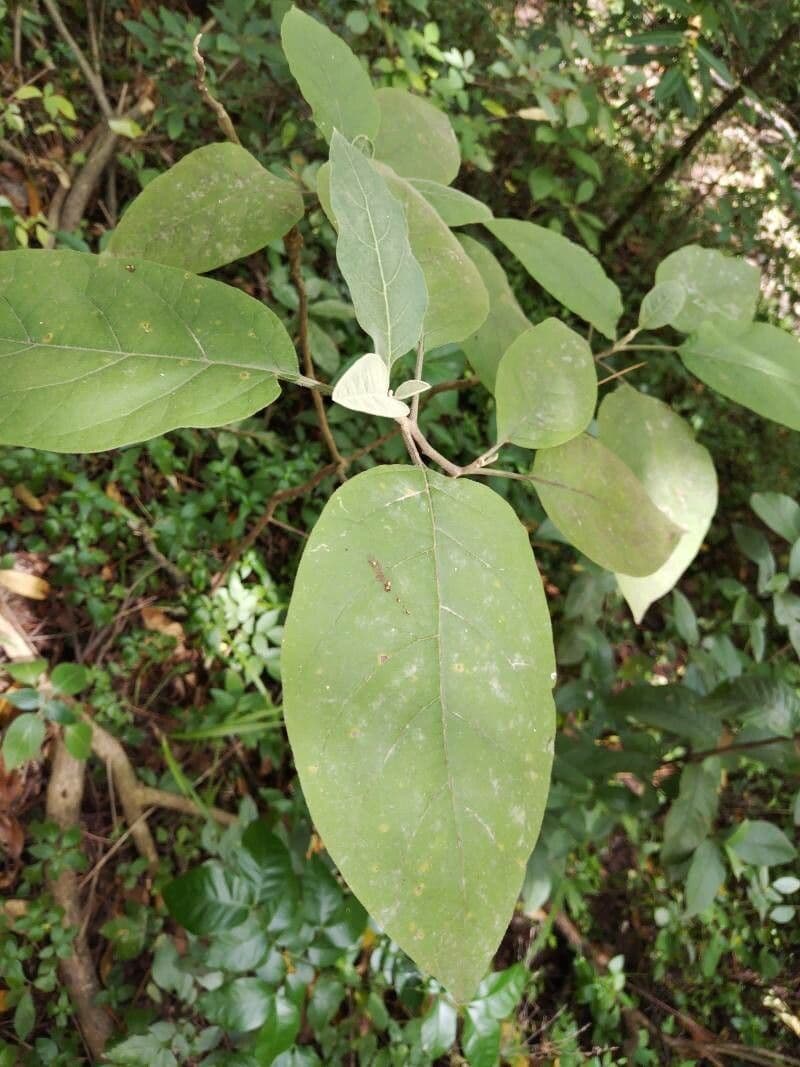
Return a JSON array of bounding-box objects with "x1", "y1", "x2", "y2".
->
[{"x1": 0, "y1": 0, "x2": 799, "y2": 1064}]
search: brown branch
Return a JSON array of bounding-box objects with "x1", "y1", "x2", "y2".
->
[
  {"x1": 192, "y1": 33, "x2": 240, "y2": 145},
  {"x1": 0, "y1": 137, "x2": 71, "y2": 187},
  {"x1": 86, "y1": 717, "x2": 159, "y2": 872},
  {"x1": 604, "y1": 20, "x2": 800, "y2": 247},
  {"x1": 58, "y1": 126, "x2": 119, "y2": 233},
  {"x1": 284, "y1": 226, "x2": 345, "y2": 474},
  {"x1": 41, "y1": 0, "x2": 113, "y2": 119},
  {"x1": 46, "y1": 737, "x2": 114, "y2": 1060},
  {"x1": 136, "y1": 786, "x2": 237, "y2": 826}
]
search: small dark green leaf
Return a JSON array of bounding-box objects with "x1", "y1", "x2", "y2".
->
[
  {"x1": 462, "y1": 1003, "x2": 501, "y2": 1067},
  {"x1": 51, "y1": 662, "x2": 90, "y2": 696},
  {"x1": 420, "y1": 997, "x2": 457, "y2": 1058},
  {"x1": 662, "y1": 762, "x2": 720, "y2": 865},
  {"x1": 750, "y1": 492, "x2": 800, "y2": 543},
  {"x1": 685, "y1": 839, "x2": 725, "y2": 917},
  {"x1": 3, "y1": 659, "x2": 47, "y2": 684},
  {"x1": 2, "y1": 713, "x2": 45, "y2": 769},
  {"x1": 253, "y1": 991, "x2": 300, "y2": 1062},
  {"x1": 13, "y1": 990, "x2": 35, "y2": 1041},
  {"x1": 238, "y1": 820, "x2": 296, "y2": 903},
  {"x1": 199, "y1": 977, "x2": 273, "y2": 1032},
  {"x1": 672, "y1": 590, "x2": 699, "y2": 646},
  {"x1": 162, "y1": 861, "x2": 252, "y2": 934},
  {"x1": 728, "y1": 820, "x2": 797, "y2": 867},
  {"x1": 64, "y1": 721, "x2": 92, "y2": 760},
  {"x1": 5, "y1": 688, "x2": 40, "y2": 710}
]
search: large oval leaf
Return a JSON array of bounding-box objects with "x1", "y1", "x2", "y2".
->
[
  {"x1": 107, "y1": 144, "x2": 303, "y2": 274},
  {"x1": 380, "y1": 170, "x2": 489, "y2": 350},
  {"x1": 281, "y1": 6, "x2": 379, "y2": 143},
  {"x1": 0, "y1": 250, "x2": 297, "y2": 452},
  {"x1": 329, "y1": 133, "x2": 427, "y2": 364},
  {"x1": 458, "y1": 236, "x2": 529, "y2": 392},
  {"x1": 283, "y1": 466, "x2": 556, "y2": 1001},
  {"x1": 409, "y1": 180, "x2": 492, "y2": 227},
  {"x1": 680, "y1": 320, "x2": 800, "y2": 431},
  {"x1": 598, "y1": 386, "x2": 718, "y2": 621},
  {"x1": 485, "y1": 218, "x2": 622, "y2": 340},
  {"x1": 495, "y1": 319, "x2": 597, "y2": 449},
  {"x1": 655, "y1": 245, "x2": 760, "y2": 335},
  {"x1": 373, "y1": 88, "x2": 460, "y2": 185},
  {"x1": 533, "y1": 435, "x2": 682, "y2": 576}
]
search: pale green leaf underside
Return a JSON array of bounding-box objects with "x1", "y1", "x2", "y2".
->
[
  {"x1": 533, "y1": 435, "x2": 682, "y2": 577},
  {"x1": 458, "y1": 235, "x2": 529, "y2": 392},
  {"x1": 107, "y1": 143, "x2": 303, "y2": 275},
  {"x1": 281, "y1": 6, "x2": 379, "y2": 142},
  {"x1": 409, "y1": 180, "x2": 492, "y2": 227},
  {"x1": 680, "y1": 320, "x2": 800, "y2": 431},
  {"x1": 330, "y1": 133, "x2": 427, "y2": 364},
  {"x1": 282, "y1": 466, "x2": 556, "y2": 1001},
  {"x1": 485, "y1": 218, "x2": 622, "y2": 341},
  {"x1": 332, "y1": 353, "x2": 409, "y2": 418},
  {"x1": 0, "y1": 250, "x2": 297, "y2": 452},
  {"x1": 380, "y1": 168, "x2": 489, "y2": 350},
  {"x1": 598, "y1": 386, "x2": 718, "y2": 622},
  {"x1": 495, "y1": 318, "x2": 597, "y2": 449},
  {"x1": 655, "y1": 244, "x2": 760, "y2": 335},
  {"x1": 373, "y1": 88, "x2": 460, "y2": 185}
]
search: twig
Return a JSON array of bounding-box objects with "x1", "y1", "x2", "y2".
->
[
  {"x1": 400, "y1": 419, "x2": 424, "y2": 468},
  {"x1": 284, "y1": 226, "x2": 345, "y2": 474},
  {"x1": 13, "y1": 4, "x2": 23, "y2": 71},
  {"x1": 0, "y1": 137, "x2": 71, "y2": 187},
  {"x1": 41, "y1": 0, "x2": 113, "y2": 118},
  {"x1": 46, "y1": 736, "x2": 113, "y2": 1059},
  {"x1": 410, "y1": 339, "x2": 425, "y2": 423},
  {"x1": 407, "y1": 420, "x2": 462, "y2": 477},
  {"x1": 137, "y1": 785, "x2": 237, "y2": 826},
  {"x1": 192, "y1": 33, "x2": 240, "y2": 145},
  {"x1": 597, "y1": 361, "x2": 646, "y2": 386},
  {"x1": 86, "y1": 716, "x2": 159, "y2": 871}
]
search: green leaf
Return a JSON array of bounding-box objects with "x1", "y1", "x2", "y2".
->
[
  {"x1": 420, "y1": 997, "x2": 457, "y2": 1058},
  {"x1": 684, "y1": 839, "x2": 725, "y2": 917},
  {"x1": 533, "y1": 434, "x2": 682, "y2": 577},
  {"x1": 199, "y1": 977, "x2": 274, "y2": 1032},
  {"x1": 280, "y1": 6, "x2": 379, "y2": 143},
  {"x1": 662, "y1": 762, "x2": 720, "y2": 865},
  {"x1": 0, "y1": 250, "x2": 297, "y2": 452},
  {"x1": 107, "y1": 116, "x2": 143, "y2": 139},
  {"x1": 680, "y1": 321, "x2": 800, "y2": 431},
  {"x1": 307, "y1": 976, "x2": 345, "y2": 1029},
  {"x1": 253, "y1": 991, "x2": 301, "y2": 1062},
  {"x1": 373, "y1": 88, "x2": 460, "y2": 185},
  {"x1": 495, "y1": 319, "x2": 596, "y2": 449},
  {"x1": 655, "y1": 245, "x2": 760, "y2": 334},
  {"x1": 462, "y1": 1005, "x2": 500, "y2": 1067},
  {"x1": 393, "y1": 379, "x2": 430, "y2": 402},
  {"x1": 108, "y1": 144, "x2": 303, "y2": 274},
  {"x1": 2, "y1": 713, "x2": 45, "y2": 769},
  {"x1": 283, "y1": 466, "x2": 556, "y2": 1001},
  {"x1": 64, "y1": 721, "x2": 92, "y2": 760},
  {"x1": 51, "y1": 662, "x2": 90, "y2": 696},
  {"x1": 162, "y1": 861, "x2": 252, "y2": 934},
  {"x1": 638, "y1": 279, "x2": 686, "y2": 329},
  {"x1": 237, "y1": 819, "x2": 296, "y2": 903},
  {"x1": 380, "y1": 169, "x2": 489, "y2": 350},
  {"x1": 472, "y1": 963, "x2": 527, "y2": 1018},
  {"x1": 750, "y1": 492, "x2": 800, "y2": 543},
  {"x1": 308, "y1": 320, "x2": 340, "y2": 377},
  {"x1": 728, "y1": 820, "x2": 797, "y2": 866},
  {"x1": 332, "y1": 353, "x2": 410, "y2": 418},
  {"x1": 408, "y1": 180, "x2": 492, "y2": 227},
  {"x1": 3, "y1": 659, "x2": 47, "y2": 684},
  {"x1": 484, "y1": 218, "x2": 622, "y2": 340},
  {"x1": 329, "y1": 133, "x2": 427, "y2": 365},
  {"x1": 598, "y1": 386, "x2": 717, "y2": 621},
  {"x1": 13, "y1": 990, "x2": 35, "y2": 1041},
  {"x1": 458, "y1": 236, "x2": 529, "y2": 391},
  {"x1": 672, "y1": 589, "x2": 699, "y2": 646}
]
